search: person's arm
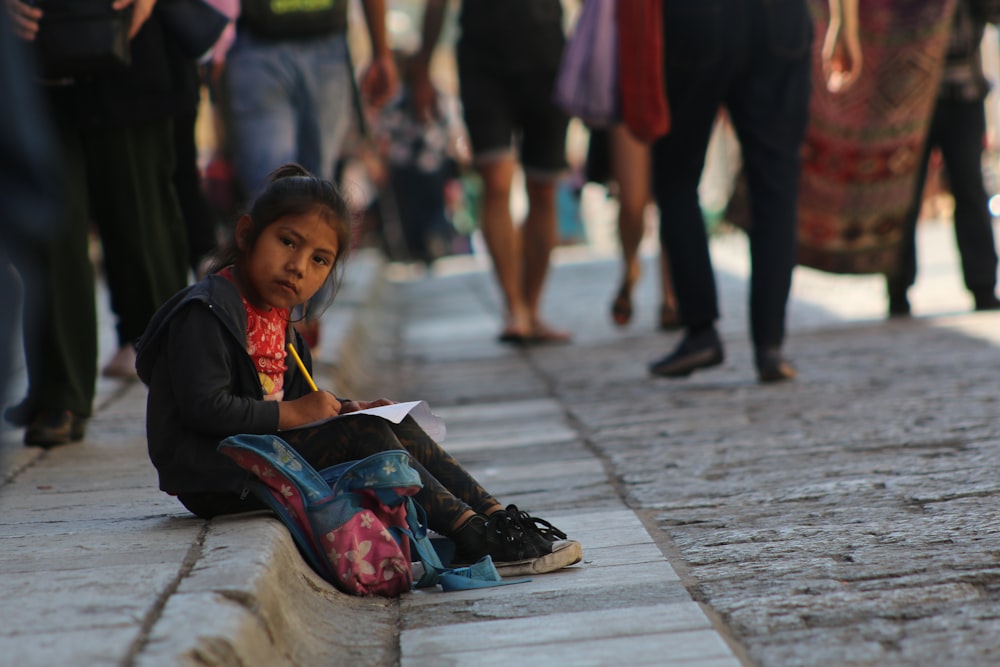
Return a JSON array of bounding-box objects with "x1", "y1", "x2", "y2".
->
[
  {"x1": 823, "y1": 0, "x2": 862, "y2": 92},
  {"x1": 7, "y1": 0, "x2": 155, "y2": 41},
  {"x1": 358, "y1": 0, "x2": 398, "y2": 109},
  {"x1": 119, "y1": 0, "x2": 157, "y2": 38},
  {"x1": 410, "y1": 0, "x2": 449, "y2": 122}
]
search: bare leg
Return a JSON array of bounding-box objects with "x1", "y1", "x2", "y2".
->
[
  {"x1": 523, "y1": 176, "x2": 568, "y2": 341},
  {"x1": 609, "y1": 125, "x2": 649, "y2": 326},
  {"x1": 477, "y1": 156, "x2": 532, "y2": 338},
  {"x1": 658, "y1": 248, "x2": 680, "y2": 329}
]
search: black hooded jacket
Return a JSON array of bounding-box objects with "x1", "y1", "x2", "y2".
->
[{"x1": 135, "y1": 274, "x2": 315, "y2": 496}]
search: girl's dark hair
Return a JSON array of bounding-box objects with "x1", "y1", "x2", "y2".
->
[{"x1": 210, "y1": 163, "x2": 352, "y2": 316}]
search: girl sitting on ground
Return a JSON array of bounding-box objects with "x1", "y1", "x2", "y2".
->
[{"x1": 135, "y1": 164, "x2": 581, "y2": 576}]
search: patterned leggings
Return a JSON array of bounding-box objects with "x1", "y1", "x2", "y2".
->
[{"x1": 280, "y1": 414, "x2": 498, "y2": 534}]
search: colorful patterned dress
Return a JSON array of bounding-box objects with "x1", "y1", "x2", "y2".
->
[{"x1": 797, "y1": 0, "x2": 959, "y2": 274}]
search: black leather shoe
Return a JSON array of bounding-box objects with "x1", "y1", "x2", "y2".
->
[
  {"x1": 887, "y1": 292, "x2": 911, "y2": 318},
  {"x1": 756, "y1": 347, "x2": 796, "y2": 383},
  {"x1": 973, "y1": 290, "x2": 1000, "y2": 311},
  {"x1": 649, "y1": 328, "x2": 724, "y2": 378},
  {"x1": 24, "y1": 410, "x2": 87, "y2": 448}
]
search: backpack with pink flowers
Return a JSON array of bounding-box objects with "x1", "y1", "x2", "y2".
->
[{"x1": 218, "y1": 434, "x2": 520, "y2": 596}]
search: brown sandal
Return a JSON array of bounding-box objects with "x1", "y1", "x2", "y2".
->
[{"x1": 610, "y1": 285, "x2": 633, "y2": 327}]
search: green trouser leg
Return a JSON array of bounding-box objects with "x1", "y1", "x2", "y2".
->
[
  {"x1": 88, "y1": 119, "x2": 189, "y2": 347},
  {"x1": 18, "y1": 107, "x2": 98, "y2": 418}
]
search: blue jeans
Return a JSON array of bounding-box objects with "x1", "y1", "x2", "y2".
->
[
  {"x1": 225, "y1": 32, "x2": 352, "y2": 197},
  {"x1": 652, "y1": 0, "x2": 813, "y2": 350}
]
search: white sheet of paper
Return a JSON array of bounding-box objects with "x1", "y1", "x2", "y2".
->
[{"x1": 293, "y1": 400, "x2": 446, "y2": 442}]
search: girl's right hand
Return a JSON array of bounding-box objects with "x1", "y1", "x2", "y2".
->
[{"x1": 278, "y1": 391, "x2": 342, "y2": 430}]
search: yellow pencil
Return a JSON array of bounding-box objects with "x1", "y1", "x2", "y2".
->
[{"x1": 287, "y1": 342, "x2": 319, "y2": 392}]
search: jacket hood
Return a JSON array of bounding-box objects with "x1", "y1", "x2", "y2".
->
[{"x1": 135, "y1": 275, "x2": 247, "y2": 385}]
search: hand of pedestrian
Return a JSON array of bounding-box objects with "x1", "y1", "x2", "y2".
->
[
  {"x1": 112, "y1": 0, "x2": 156, "y2": 39},
  {"x1": 822, "y1": 0, "x2": 862, "y2": 93},
  {"x1": 6, "y1": 0, "x2": 42, "y2": 41},
  {"x1": 409, "y1": 61, "x2": 438, "y2": 124},
  {"x1": 361, "y1": 52, "x2": 398, "y2": 109}
]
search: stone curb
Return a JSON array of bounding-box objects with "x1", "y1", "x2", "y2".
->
[{"x1": 136, "y1": 517, "x2": 398, "y2": 667}]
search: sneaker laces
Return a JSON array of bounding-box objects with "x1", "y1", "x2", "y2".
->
[{"x1": 504, "y1": 505, "x2": 568, "y2": 541}]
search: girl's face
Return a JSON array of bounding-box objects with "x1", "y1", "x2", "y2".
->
[{"x1": 236, "y1": 210, "x2": 340, "y2": 311}]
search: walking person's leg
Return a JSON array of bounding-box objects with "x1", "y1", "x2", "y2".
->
[
  {"x1": 89, "y1": 120, "x2": 189, "y2": 379},
  {"x1": 608, "y1": 125, "x2": 679, "y2": 330},
  {"x1": 886, "y1": 110, "x2": 937, "y2": 317},
  {"x1": 934, "y1": 97, "x2": 1000, "y2": 309},
  {"x1": 648, "y1": 0, "x2": 732, "y2": 378},
  {"x1": 516, "y1": 67, "x2": 570, "y2": 342},
  {"x1": 5, "y1": 104, "x2": 97, "y2": 444},
  {"x1": 475, "y1": 155, "x2": 534, "y2": 340},
  {"x1": 725, "y1": 0, "x2": 812, "y2": 381},
  {"x1": 609, "y1": 125, "x2": 649, "y2": 327}
]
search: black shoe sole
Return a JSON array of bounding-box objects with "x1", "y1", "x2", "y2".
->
[{"x1": 649, "y1": 346, "x2": 724, "y2": 378}]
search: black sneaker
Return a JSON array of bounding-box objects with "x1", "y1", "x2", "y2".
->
[
  {"x1": 504, "y1": 505, "x2": 568, "y2": 542},
  {"x1": 452, "y1": 506, "x2": 583, "y2": 576}
]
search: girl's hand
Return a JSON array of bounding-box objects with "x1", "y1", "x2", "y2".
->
[
  {"x1": 339, "y1": 398, "x2": 396, "y2": 414},
  {"x1": 278, "y1": 391, "x2": 342, "y2": 430}
]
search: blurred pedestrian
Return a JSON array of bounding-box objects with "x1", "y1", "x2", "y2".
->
[
  {"x1": 0, "y1": 8, "x2": 61, "y2": 417},
  {"x1": 3, "y1": 0, "x2": 190, "y2": 444},
  {"x1": 648, "y1": 0, "x2": 861, "y2": 383},
  {"x1": 886, "y1": 0, "x2": 1000, "y2": 317},
  {"x1": 224, "y1": 0, "x2": 395, "y2": 198},
  {"x1": 373, "y1": 50, "x2": 469, "y2": 265},
  {"x1": 412, "y1": 0, "x2": 571, "y2": 344}
]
